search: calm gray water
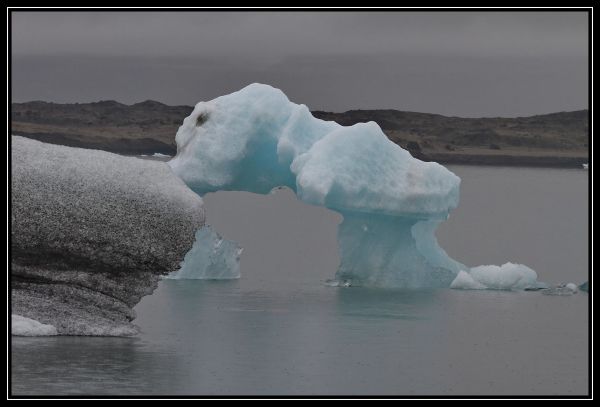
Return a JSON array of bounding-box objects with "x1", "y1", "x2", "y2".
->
[{"x1": 11, "y1": 165, "x2": 589, "y2": 396}]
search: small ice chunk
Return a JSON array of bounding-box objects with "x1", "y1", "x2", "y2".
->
[
  {"x1": 152, "y1": 153, "x2": 171, "y2": 158},
  {"x1": 12, "y1": 315, "x2": 58, "y2": 336},
  {"x1": 451, "y1": 263, "x2": 539, "y2": 290},
  {"x1": 566, "y1": 283, "x2": 578, "y2": 292},
  {"x1": 524, "y1": 283, "x2": 550, "y2": 291},
  {"x1": 542, "y1": 283, "x2": 579, "y2": 296},
  {"x1": 324, "y1": 279, "x2": 353, "y2": 287}
]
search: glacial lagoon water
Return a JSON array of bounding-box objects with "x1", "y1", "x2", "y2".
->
[{"x1": 11, "y1": 165, "x2": 589, "y2": 396}]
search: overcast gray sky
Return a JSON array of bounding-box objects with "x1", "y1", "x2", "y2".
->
[{"x1": 11, "y1": 11, "x2": 588, "y2": 117}]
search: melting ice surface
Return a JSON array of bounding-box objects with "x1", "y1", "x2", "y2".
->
[
  {"x1": 169, "y1": 83, "x2": 542, "y2": 289},
  {"x1": 167, "y1": 225, "x2": 242, "y2": 280}
]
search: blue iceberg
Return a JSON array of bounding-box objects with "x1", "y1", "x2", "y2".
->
[{"x1": 169, "y1": 83, "x2": 539, "y2": 289}]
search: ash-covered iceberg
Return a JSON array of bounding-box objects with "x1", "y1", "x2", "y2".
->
[
  {"x1": 11, "y1": 136, "x2": 205, "y2": 335},
  {"x1": 167, "y1": 225, "x2": 242, "y2": 280},
  {"x1": 169, "y1": 83, "x2": 538, "y2": 289}
]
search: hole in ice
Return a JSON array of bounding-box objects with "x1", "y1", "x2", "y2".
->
[
  {"x1": 200, "y1": 188, "x2": 342, "y2": 285},
  {"x1": 196, "y1": 112, "x2": 209, "y2": 127}
]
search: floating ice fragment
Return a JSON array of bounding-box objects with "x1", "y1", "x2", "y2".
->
[
  {"x1": 12, "y1": 315, "x2": 58, "y2": 336},
  {"x1": 541, "y1": 283, "x2": 579, "y2": 296},
  {"x1": 450, "y1": 263, "x2": 541, "y2": 291},
  {"x1": 324, "y1": 279, "x2": 354, "y2": 287}
]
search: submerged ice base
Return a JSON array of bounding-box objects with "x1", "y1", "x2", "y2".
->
[
  {"x1": 336, "y1": 213, "x2": 464, "y2": 288},
  {"x1": 167, "y1": 225, "x2": 242, "y2": 280},
  {"x1": 169, "y1": 83, "x2": 540, "y2": 289}
]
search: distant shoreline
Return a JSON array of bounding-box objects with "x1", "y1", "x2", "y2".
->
[
  {"x1": 11, "y1": 101, "x2": 589, "y2": 169},
  {"x1": 423, "y1": 152, "x2": 588, "y2": 168},
  {"x1": 12, "y1": 132, "x2": 588, "y2": 169}
]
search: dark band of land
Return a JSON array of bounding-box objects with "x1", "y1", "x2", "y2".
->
[{"x1": 11, "y1": 100, "x2": 589, "y2": 168}]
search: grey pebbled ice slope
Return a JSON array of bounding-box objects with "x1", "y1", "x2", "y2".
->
[{"x1": 11, "y1": 136, "x2": 205, "y2": 335}]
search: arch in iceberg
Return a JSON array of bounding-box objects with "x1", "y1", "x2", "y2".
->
[{"x1": 169, "y1": 84, "x2": 538, "y2": 289}]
